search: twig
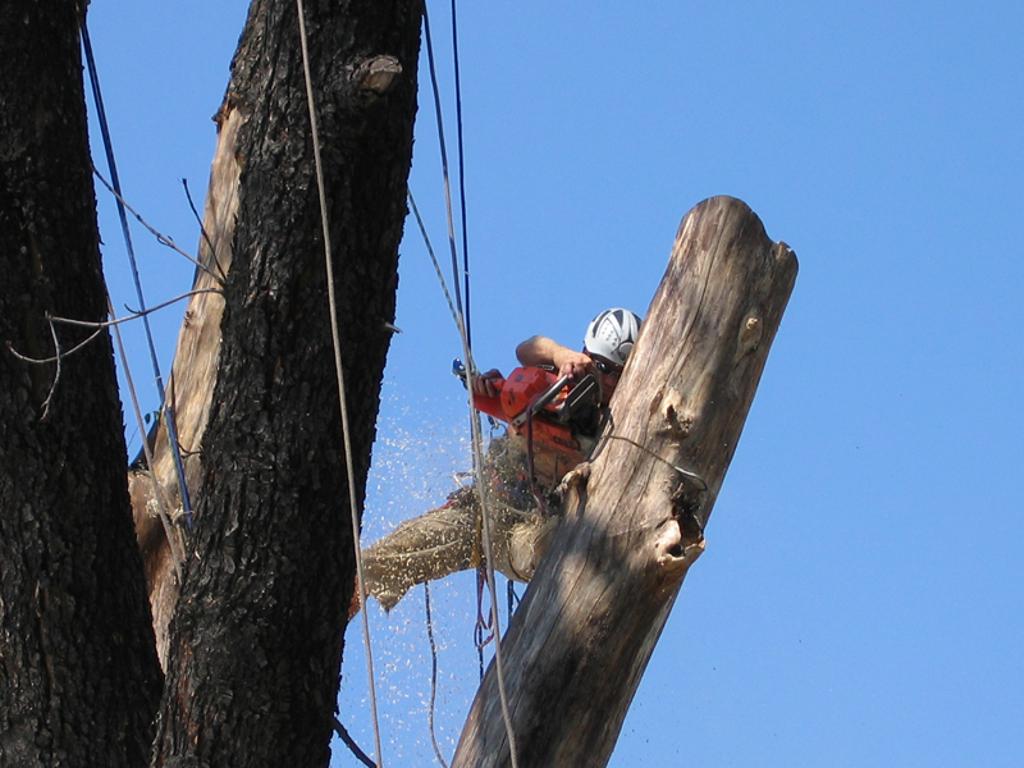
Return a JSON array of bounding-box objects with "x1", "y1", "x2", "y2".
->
[
  {"x1": 7, "y1": 325, "x2": 104, "y2": 367},
  {"x1": 92, "y1": 166, "x2": 223, "y2": 285},
  {"x1": 55, "y1": 289, "x2": 220, "y2": 330},
  {"x1": 7, "y1": 289, "x2": 219, "y2": 365},
  {"x1": 181, "y1": 178, "x2": 227, "y2": 280},
  {"x1": 167, "y1": 372, "x2": 197, "y2": 459},
  {"x1": 38, "y1": 317, "x2": 62, "y2": 421}
]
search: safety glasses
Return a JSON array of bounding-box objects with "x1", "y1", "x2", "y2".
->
[{"x1": 591, "y1": 357, "x2": 623, "y2": 376}]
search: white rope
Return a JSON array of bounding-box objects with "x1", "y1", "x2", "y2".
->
[
  {"x1": 420, "y1": 6, "x2": 520, "y2": 760},
  {"x1": 457, "y1": 349, "x2": 521, "y2": 768},
  {"x1": 408, "y1": 191, "x2": 460, "y2": 332},
  {"x1": 295, "y1": 1, "x2": 385, "y2": 764},
  {"x1": 106, "y1": 295, "x2": 185, "y2": 579}
]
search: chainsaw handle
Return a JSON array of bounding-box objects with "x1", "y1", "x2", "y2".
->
[
  {"x1": 510, "y1": 374, "x2": 572, "y2": 429},
  {"x1": 530, "y1": 374, "x2": 572, "y2": 414}
]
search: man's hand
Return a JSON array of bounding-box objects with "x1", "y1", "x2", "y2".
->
[
  {"x1": 551, "y1": 348, "x2": 592, "y2": 380},
  {"x1": 516, "y1": 335, "x2": 593, "y2": 380},
  {"x1": 471, "y1": 369, "x2": 504, "y2": 399}
]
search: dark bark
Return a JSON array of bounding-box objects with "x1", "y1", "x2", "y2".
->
[
  {"x1": 453, "y1": 197, "x2": 798, "y2": 767},
  {"x1": 0, "y1": 3, "x2": 162, "y2": 767},
  {"x1": 152, "y1": 1, "x2": 421, "y2": 766}
]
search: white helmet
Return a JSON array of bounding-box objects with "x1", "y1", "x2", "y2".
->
[{"x1": 583, "y1": 308, "x2": 642, "y2": 367}]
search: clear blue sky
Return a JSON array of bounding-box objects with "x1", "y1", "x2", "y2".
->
[{"x1": 85, "y1": 2, "x2": 1022, "y2": 765}]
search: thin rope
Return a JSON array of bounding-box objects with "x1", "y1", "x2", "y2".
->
[
  {"x1": 450, "y1": 0, "x2": 471, "y2": 346},
  {"x1": 410, "y1": 190, "x2": 496, "y2": 682},
  {"x1": 464, "y1": 427, "x2": 520, "y2": 767},
  {"x1": 107, "y1": 296, "x2": 185, "y2": 578},
  {"x1": 473, "y1": 572, "x2": 492, "y2": 679},
  {"x1": 408, "y1": 192, "x2": 460, "y2": 331},
  {"x1": 424, "y1": 584, "x2": 450, "y2": 768},
  {"x1": 448, "y1": 2, "x2": 495, "y2": 681},
  {"x1": 599, "y1": 433, "x2": 708, "y2": 492},
  {"x1": 412, "y1": 18, "x2": 494, "y2": 684},
  {"x1": 92, "y1": 168, "x2": 222, "y2": 284},
  {"x1": 294, "y1": 2, "x2": 385, "y2": 765},
  {"x1": 81, "y1": 20, "x2": 194, "y2": 529},
  {"x1": 422, "y1": 7, "x2": 519, "y2": 763}
]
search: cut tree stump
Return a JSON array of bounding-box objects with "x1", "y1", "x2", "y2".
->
[{"x1": 452, "y1": 195, "x2": 798, "y2": 768}]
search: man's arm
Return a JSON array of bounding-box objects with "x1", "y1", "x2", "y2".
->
[{"x1": 516, "y1": 336, "x2": 592, "y2": 379}]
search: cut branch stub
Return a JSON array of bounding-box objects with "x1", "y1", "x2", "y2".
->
[
  {"x1": 452, "y1": 195, "x2": 798, "y2": 768},
  {"x1": 353, "y1": 55, "x2": 403, "y2": 94}
]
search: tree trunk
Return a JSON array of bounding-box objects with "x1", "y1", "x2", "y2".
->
[
  {"x1": 453, "y1": 196, "x2": 798, "y2": 768},
  {"x1": 150, "y1": 1, "x2": 421, "y2": 766},
  {"x1": 0, "y1": 4, "x2": 162, "y2": 767}
]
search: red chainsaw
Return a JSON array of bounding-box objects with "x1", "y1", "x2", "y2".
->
[{"x1": 453, "y1": 360, "x2": 602, "y2": 461}]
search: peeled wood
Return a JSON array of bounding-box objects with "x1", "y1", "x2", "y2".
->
[
  {"x1": 452, "y1": 196, "x2": 798, "y2": 768},
  {"x1": 129, "y1": 103, "x2": 242, "y2": 668}
]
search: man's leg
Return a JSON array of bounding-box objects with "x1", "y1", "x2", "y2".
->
[{"x1": 357, "y1": 489, "x2": 556, "y2": 613}]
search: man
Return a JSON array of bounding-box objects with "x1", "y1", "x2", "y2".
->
[{"x1": 357, "y1": 308, "x2": 642, "y2": 613}]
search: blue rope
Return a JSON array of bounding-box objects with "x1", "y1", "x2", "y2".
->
[
  {"x1": 421, "y1": 5, "x2": 466, "y2": 329},
  {"x1": 450, "y1": 0, "x2": 471, "y2": 347},
  {"x1": 425, "y1": 0, "x2": 492, "y2": 675},
  {"x1": 81, "y1": 21, "x2": 194, "y2": 529}
]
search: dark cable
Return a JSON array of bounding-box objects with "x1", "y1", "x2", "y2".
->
[
  {"x1": 81, "y1": 20, "x2": 194, "y2": 529},
  {"x1": 450, "y1": 0, "x2": 471, "y2": 346},
  {"x1": 332, "y1": 717, "x2": 377, "y2": 768},
  {"x1": 421, "y1": 5, "x2": 465, "y2": 324},
  {"x1": 424, "y1": 584, "x2": 451, "y2": 768}
]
